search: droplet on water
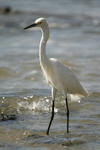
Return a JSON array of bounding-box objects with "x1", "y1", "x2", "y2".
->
[
  {"x1": 54, "y1": 108, "x2": 58, "y2": 113},
  {"x1": 46, "y1": 99, "x2": 49, "y2": 103},
  {"x1": 30, "y1": 95, "x2": 33, "y2": 99},
  {"x1": 78, "y1": 100, "x2": 81, "y2": 103},
  {"x1": 24, "y1": 97, "x2": 28, "y2": 100}
]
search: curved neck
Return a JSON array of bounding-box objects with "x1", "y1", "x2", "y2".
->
[
  {"x1": 39, "y1": 24, "x2": 50, "y2": 68},
  {"x1": 41, "y1": 24, "x2": 50, "y2": 43}
]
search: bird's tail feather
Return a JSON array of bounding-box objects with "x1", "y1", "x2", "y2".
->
[{"x1": 82, "y1": 87, "x2": 88, "y2": 97}]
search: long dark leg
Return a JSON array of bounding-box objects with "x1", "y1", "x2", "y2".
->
[
  {"x1": 65, "y1": 98, "x2": 69, "y2": 133},
  {"x1": 46, "y1": 100, "x2": 55, "y2": 135}
]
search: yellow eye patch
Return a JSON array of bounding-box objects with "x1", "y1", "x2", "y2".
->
[{"x1": 36, "y1": 22, "x2": 42, "y2": 25}]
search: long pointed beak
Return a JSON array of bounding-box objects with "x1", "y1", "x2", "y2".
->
[{"x1": 23, "y1": 23, "x2": 37, "y2": 30}]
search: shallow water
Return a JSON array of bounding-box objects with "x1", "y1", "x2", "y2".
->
[{"x1": 0, "y1": 0, "x2": 100, "y2": 149}]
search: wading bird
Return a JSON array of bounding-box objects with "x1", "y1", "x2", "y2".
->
[{"x1": 24, "y1": 18, "x2": 88, "y2": 135}]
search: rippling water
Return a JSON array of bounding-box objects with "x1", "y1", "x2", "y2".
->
[{"x1": 0, "y1": 0, "x2": 100, "y2": 149}]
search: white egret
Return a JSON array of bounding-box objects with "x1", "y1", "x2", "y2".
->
[{"x1": 24, "y1": 18, "x2": 88, "y2": 135}]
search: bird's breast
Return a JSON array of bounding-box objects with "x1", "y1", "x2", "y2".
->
[{"x1": 41, "y1": 59, "x2": 62, "y2": 91}]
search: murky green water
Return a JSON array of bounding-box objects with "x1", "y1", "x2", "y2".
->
[{"x1": 0, "y1": 0, "x2": 100, "y2": 149}]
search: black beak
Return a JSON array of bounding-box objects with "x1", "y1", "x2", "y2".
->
[{"x1": 23, "y1": 23, "x2": 37, "y2": 30}]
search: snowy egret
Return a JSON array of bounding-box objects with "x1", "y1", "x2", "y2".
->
[{"x1": 24, "y1": 18, "x2": 88, "y2": 135}]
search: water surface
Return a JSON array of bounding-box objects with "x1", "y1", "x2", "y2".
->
[{"x1": 0, "y1": 0, "x2": 100, "y2": 149}]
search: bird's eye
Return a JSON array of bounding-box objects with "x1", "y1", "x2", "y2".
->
[{"x1": 37, "y1": 22, "x2": 42, "y2": 25}]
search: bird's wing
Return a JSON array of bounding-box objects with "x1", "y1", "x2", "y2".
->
[{"x1": 50, "y1": 58, "x2": 88, "y2": 97}]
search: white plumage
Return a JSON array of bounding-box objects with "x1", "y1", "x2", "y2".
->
[{"x1": 24, "y1": 18, "x2": 88, "y2": 135}]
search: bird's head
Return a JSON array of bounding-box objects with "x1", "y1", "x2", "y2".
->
[{"x1": 23, "y1": 18, "x2": 48, "y2": 30}]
